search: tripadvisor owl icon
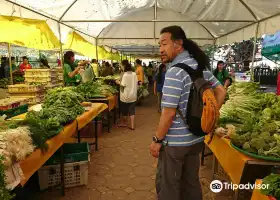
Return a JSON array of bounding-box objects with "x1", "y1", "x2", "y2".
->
[{"x1": 210, "y1": 180, "x2": 223, "y2": 193}]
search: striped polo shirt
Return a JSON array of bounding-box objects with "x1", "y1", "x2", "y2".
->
[{"x1": 162, "y1": 50, "x2": 221, "y2": 146}]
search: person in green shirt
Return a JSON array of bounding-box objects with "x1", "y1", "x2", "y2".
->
[
  {"x1": 213, "y1": 61, "x2": 232, "y2": 89},
  {"x1": 63, "y1": 51, "x2": 84, "y2": 86}
]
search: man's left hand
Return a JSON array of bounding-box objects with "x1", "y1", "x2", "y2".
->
[{"x1": 150, "y1": 142, "x2": 162, "y2": 158}]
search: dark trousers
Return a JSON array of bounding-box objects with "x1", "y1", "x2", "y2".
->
[{"x1": 156, "y1": 142, "x2": 204, "y2": 200}]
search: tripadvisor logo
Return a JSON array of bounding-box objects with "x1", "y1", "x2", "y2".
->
[{"x1": 210, "y1": 180, "x2": 269, "y2": 193}]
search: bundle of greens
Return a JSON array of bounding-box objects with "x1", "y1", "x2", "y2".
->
[
  {"x1": 261, "y1": 174, "x2": 280, "y2": 199},
  {"x1": 75, "y1": 81, "x2": 118, "y2": 100},
  {"x1": 0, "y1": 78, "x2": 9, "y2": 88},
  {"x1": 0, "y1": 156, "x2": 14, "y2": 200}
]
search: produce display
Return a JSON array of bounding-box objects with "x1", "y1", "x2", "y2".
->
[
  {"x1": 0, "y1": 156, "x2": 13, "y2": 200},
  {"x1": 217, "y1": 82, "x2": 280, "y2": 159},
  {"x1": 0, "y1": 78, "x2": 9, "y2": 88},
  {"x1": 75, "y1": 80, "x2": 118, "y2": 100},
  {"x1": 260, "y1": 174, "x2": 280, "y2": 199},
  {"x1": 21, "y1": 87, "x2": 85, "y2": 150}
]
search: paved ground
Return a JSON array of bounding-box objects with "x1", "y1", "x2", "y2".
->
[{"x1": 30, "y1": 94, "x2": 243, "y2": 200}]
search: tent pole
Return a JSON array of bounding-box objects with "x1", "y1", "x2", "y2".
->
[
  {"x1": 95, "y1": 38, "x2": 98, "y2": 61},
  {"x1": 58, "y1": 23, "x2": 65, "y2": 85},
  {"x1": 251, "y1": 22, "x2": 259, "y2": 82},
  {"x1": 110, "y1": 48, "x2": 113, "y2": 66},
  {"x1": 211, "y1": 39, "x2": 217, "y2": 72},
  {"x1": 7, "y1": 43, "x2": 13, "y2": 85},
  {"x1": 154, "y1": 0, "x2": 157, "y2": 43},
  {"x1": 63, "y1": 19, "x2": 255, "y2": 23}
]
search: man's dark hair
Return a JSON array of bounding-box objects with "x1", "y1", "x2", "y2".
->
[
  {"x1": 160, "y1": 25, "x2": 210, "y2": 70},
  {"x1": 22, "y1": 56, "x2": 28, "y2": 60},
  {"x1": 135, "y1": 59, "x2": 142, "y2": 65},
  {"x1": 64, "y1": 51, "x2": 75, "y2": 64},
  {"x1": 105, "y1": 62, "x2": 110, "y2": 67},
  {"x1": 11, "y1": 57, "x2": 15, "y2": 61},
  {"x1": 122, "y1": 60, "x2": 132, "y2": 72},
  {"x1": 92, "y1": 59, "x2": 97, "y2": 63}
]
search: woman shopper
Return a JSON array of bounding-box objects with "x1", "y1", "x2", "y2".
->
[
  {"x1": 116, "y1": 60, "x2": 138, "y2": 130},
  {"x1": 153, "y1": 63, "x2": 166, "y2": 113},
  {"x1": 213, "y1": 61, "x2": 232, "y2": 89}
]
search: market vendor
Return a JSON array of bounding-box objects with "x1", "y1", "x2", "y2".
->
[
  {"x1": 63, "y1": 51, "x2": 86, "y2": 86},
  {"x1": 19, "y1": 56, "x2": 32, "y2": 73},
  {"x1": 213, "y1": 61, "x2": 232, "y2": 89},
  {"x1": 135, "y1": 59, "x2": 144, "y2": 85}
]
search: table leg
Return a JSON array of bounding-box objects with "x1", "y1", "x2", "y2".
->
[
  {"x1": 211, "y1": 155, "x2": 218, "y2": 180},
  {"x1": 95, "y1": 119, "x2": 98, "y2": 151},
  {"x1": 60, "y1": 146, "x2": 65, "y2": 196},
  {"x1": 78, "y1": 130, "x2": 81, "y2": 143},
  {"x1": 114, "y1": 107, "x2": 116, "y2": 124},
  {"x1": 107, "y1": 111, "x2": 110, "y2": 133}
]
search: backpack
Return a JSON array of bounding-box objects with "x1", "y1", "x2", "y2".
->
[{"x1": 174, "y1": 63, "x2": 219, "y2": 144}]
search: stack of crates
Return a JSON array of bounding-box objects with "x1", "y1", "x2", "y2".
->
[
  {"x1": 0, "y1": 97, "x2": 29, "y2": 118},
  {"x1": 38, "y1": 142, "x2": 90, "y2": 190},
  {"x1": 8, "y1": 84, "x2": 45, "y2": 105},
  {"x1": 24, "y1": 69, "x2": 59, "y2": 86}
]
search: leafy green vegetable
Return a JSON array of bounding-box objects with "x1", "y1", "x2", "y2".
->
[
  {"x1": 261, "y1": 174, "x2": 280, "y2": 199},
  {"x1": 0, "y1": 156, "x2": 14, "y2": 200}
]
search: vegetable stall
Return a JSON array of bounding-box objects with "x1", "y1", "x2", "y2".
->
[
  {"x1": 203, "y1": 82, "x2": 280, "y2": 200},
  {"x1": 0, "y1": 81, "x2": 123, "y2": 197}
]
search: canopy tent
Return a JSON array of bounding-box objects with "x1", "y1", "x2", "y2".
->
[
  {"x1": 1, "y1": 0, "x2": 280, "y2": 57},
  {"x1": 0, "y1": 15, "x2": 60, "y2": 50},
  {"x1": 262, "y1": 30, "x2": 280, "y2": 62}
]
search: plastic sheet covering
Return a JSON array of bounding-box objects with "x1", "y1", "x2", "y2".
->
[
  {"x1": 3, "y1": 0, "x2": 280, "y2": 47},
  {"x1": 0, "y1": 16, "x2": 60, "y2": 50},
  {"x1": 63, "y1": 31, "x2": 105, "y2": 58},
  {"x1": 261, "y1": 30, "x2": 280, "y2": 61}
]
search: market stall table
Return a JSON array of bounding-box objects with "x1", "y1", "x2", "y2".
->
[
  {"x1": 205, "y1": 135, "x2": 280, "y2": 200},
  {"x1": 89, "y1": 95, "x2": 117, "y2": 133},
  {"x1": 11, "y1": 103, "x2": 108, "y2": 195},
  {"x1": 251, "y1": 180, "x2": 272, "y2": 200}
]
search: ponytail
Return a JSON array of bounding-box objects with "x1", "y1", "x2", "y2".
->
[{"x1": 183, "y1": 38, "x2": 210, "y2": 71}]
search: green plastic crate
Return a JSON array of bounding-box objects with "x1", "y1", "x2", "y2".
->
[
  {"x1": 0, "y1": 104, "x2": 28, "y2": 119},
  {"x1": 45, "y1": 142, "x2": 90, "y2": 166}
]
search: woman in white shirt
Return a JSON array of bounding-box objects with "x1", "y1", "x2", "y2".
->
[{"x1": 116, "y1": 60, "x2": 138, "y2": 130}]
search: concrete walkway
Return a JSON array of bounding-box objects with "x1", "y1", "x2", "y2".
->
[{"x1": 35, "y1": 95, "x2": 242, "y2": 200}]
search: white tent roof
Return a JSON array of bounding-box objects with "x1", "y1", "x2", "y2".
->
[{"x1": 1, "y1": 0, "x2": 280, "y2": 55}]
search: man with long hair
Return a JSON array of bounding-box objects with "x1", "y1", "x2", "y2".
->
[{"x1": 150, "y1": 26, "x2": 226, "y2": 200}]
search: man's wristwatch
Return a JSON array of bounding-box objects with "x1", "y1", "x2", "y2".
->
[{"x1": 153, "y1": 136, "x2": 163, "y2": 143}]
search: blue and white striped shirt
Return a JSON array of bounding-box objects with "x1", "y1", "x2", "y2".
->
[{"x1": 162, "y1": 50, "x2": 221, "y2": 146}]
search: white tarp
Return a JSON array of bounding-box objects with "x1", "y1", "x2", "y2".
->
[{"x1": 1, "y1": 0, "x2": 280, "y2": 54}]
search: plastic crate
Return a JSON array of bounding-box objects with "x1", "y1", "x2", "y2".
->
[
  {"x1": 8, "y1": 84, "x2": 44, "y2": 93},
  {"x1": 0, "y1": 97, "x2": 29, "y2": 111},
  {"x1": 24, "y1": 69, "x2": 58, "y2": 77},
  {"x1": 38, "y1": 160, "x2": 89, "y2": 190},
  {"x1": 45, "y1": 143, "x2": 90, "y2": 166},
  {"x1": 0, "y1": 104, "x2": 28, "y2": 118},
  {"x1": 24, "y1": 76, "x2": 58, "y2": 83}
]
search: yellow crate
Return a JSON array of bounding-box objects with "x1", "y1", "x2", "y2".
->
[
  {"x1": 24, "y1": 69, "x2": 58, "y2": 77},
  {"x1": 25, "y1": 76, "x2": 58, "y2": 83},
  {"x1": 8, "y1": 84, "x2": 44, "y2": 93}
]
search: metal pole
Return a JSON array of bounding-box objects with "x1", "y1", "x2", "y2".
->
[
  {"x1": 211, "y1": 39, "x2": 217, "y2": 72},
  {"x1": 154, "y1": 0, "x2": 157, "y2": 42},
  {"x1": 7, "y1": 43, "x2": 13, "y2": 85},
  {"x1": 251, "y1": 22, "x2": 259, "y2": 81},
  {"x1": 95, "y1": 38, "x2": 98, "y2": 61},
  {"x1": 58, "y1": 23, "x2": 65, "y2": 85},
  {"x1": 62, "y1": 19, "x2": 255, "y2": 23},
  {"x1": 110, "y1": 48, "x2": 113, "y2": 65}
]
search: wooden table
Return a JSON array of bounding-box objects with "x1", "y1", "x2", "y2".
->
[
  {"x1": 89, "y1": 95, "x2": 118, "y2": 133},
  {"x1": 204, "y1": 135, "x2": 280, "y2": 200},
  {"x1": 13, "y1": 103, "x2": 108, "y2": 195}
]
